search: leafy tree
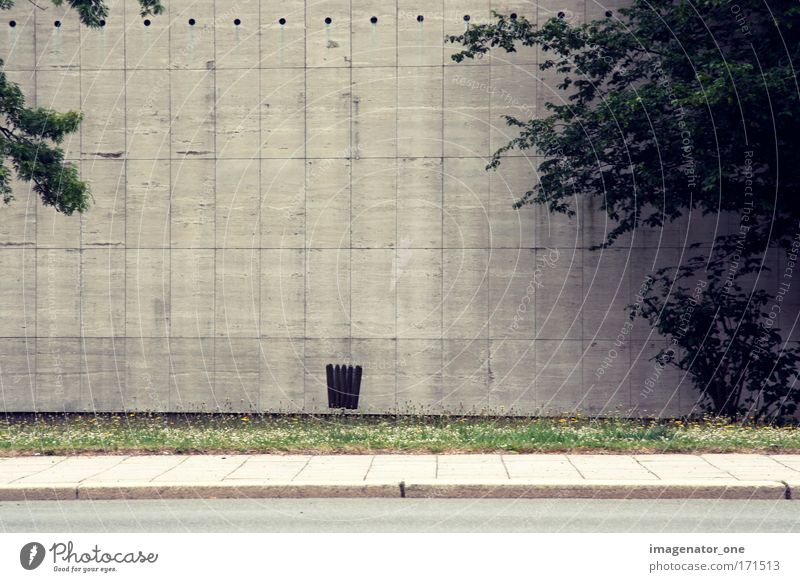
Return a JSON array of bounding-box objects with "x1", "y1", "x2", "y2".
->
[
  {"x1": 640, "y1": 248, "x2": 800, "y2": 420},
  {"x1": 0, "y1": 0, "x2": 164, "y2": 214},
  {"x1": 449, "y1": 1, "x2": 800, "y2": 419}
]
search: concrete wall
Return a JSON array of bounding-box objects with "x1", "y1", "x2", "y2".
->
[{"x1": 0, "y1": 0, "x2": 793, "y2": 416}]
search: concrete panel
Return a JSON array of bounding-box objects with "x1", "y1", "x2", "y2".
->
[
  {"x1": 260, "y1": 338, "x2": 304, "y2": 411},
  {"x1": 397, "y1": 158, "x2": 442, "y2": 248},
  {"x1": 351, "y1": 249, "x2": 396, "y2": 338},
  {"x1": 586, "y1": 0, "x2": 626, "y2": 22},
  {"x1": 216, "y1": 248, "x2": 259, "y2": 337},
  {"x1": 489, "y1": 248, "x2": 537, "y2": 340},
  {"x1": 215, "y1": 338, "x2": 260, "y2": 412},
  {"x1": 397, "y1": 67, "x2": 443, "y2": 158},
  {"x1": 0, "y1": 176, "x2": 36, "y2": 247},
  {"x1": 168, "y1": 0, "x2": 214, "y2": 70},
  {"x1": 81, "y1": 249, "x2": 125, "y2": 337},
  {"x1": 630, "y1": 340, "x2": 683, "y2": 418},
  {"x1": 80, "y1": 0, "x2": 125, "y2": 69},
  {"x1": 125, "y1": 0, "x2": 169, "y2": 69},
  {"x1": 170, "y1": 249, "x2": 214, "y2": 337},
  {"x1": 170, "y1": 69, "x2": 215, "y2": 158},
  {"x1": 171, "y1": 159, "x2": 214, "y2": 248},
  {"x1": 214, "y1": 1, "x2": 260, "y2": 69},
  {"x1": 37, "y1": 249, "x2": 80, "y2": 338},
  {"x1": 535, "y1": 248, "x2": 582, "y2": 340},
  {"x1": 626, "y1": 246, "x2": 679, "y2": 341},
  {"x1": 306, "y1": 68, "x2": 351, "y2": 157},
  {"x1": 490, "y1": 65, "x2": 538, "y2": 153},
  {"x1": 536, "y1": 339, "x2": 582, "y2": 414},
  {"x1": 396, "y1": 249, "x2": 442, "y2": 339},
  {"x1": 126, "y1": 160, "x2": 170, "y2": 248},
  {"x1": 352, "y1": 158, "x2": 396, "y2": 248},
  {"x1": 488, "y1": 339, "x2": 536, "y2": 412},
  {"x1": 126, "y1": 70, "x2": 171, "y2": 159},
  {"x1": 126, "y1": 249, "x2": 170, "y2": 337},
  {"x1": 169, "y1": 337, "x2": 214, "y2": 411},
  {"x1": 489, "y1": 157, "x2": 538, "y2": 249},
  {"x1": 582, "y1": 247, "x2": 631, "y2": 340},
  {"x1": 352, "y1": 67, "x2": 397, "y2": 157},
  {"x1": 305, "y1": 249, "x2": 350, "y2": 337},
  {"x1": 0, "y1": 249, "x2": 35, "y2": 337},
  {"x1": 0, "y1": 4, "x2": 35, "y2": 70},
  {"x1": 261, "y1": 158, "x2": 305, "y2": 248},
  {"x1": 444, "y1": 1, "x2": 491, "y2": 56},
  {"x1": 583, "y1": 194, "x2": 633, "y2": 248},
  {"x1": 216, "y1": 159, "x2": 259, "y2": 247},
  {"x1": 261, "y1": 1, "x2": 306, "y2": 68},
  {"x1": 443, "y1": 66, "x2": 490, "y2": 156},
  {"x1": 536, "y1": 0, "x2": 587, "y2": 26},
  {"x1": 261, "y1": 249, "x2": 304, "y2": 338},
  {"x1": 489, "y1": 2, "x2": 538, "y2": 65},
  {"x1": 443, "y1": 249, "x2": 489, "y2": 339},
  {"x1": 82, "y1": 338, "x2": 125, "y2": 411},
  {"x1": 125, "y1": 338, "x2": 170, "y2": 411},
  {"x1": 443, "y1": 158, "x2": 489, "y2": 248},
  {"x1": 35, "y1": 337, "x2": 81, "y2": 412},
  {"x1": 37, "y1": 197, "x2": 80, "y2": 249},
  {"x1": 581, "y1": 339, "x2": 631, "y2": 415},
  {"x1": 534, "y1": 203, "x2": 582, "y2": 251},
  {"x1": 36, "y1": 70, "x2": 81, "y2": 160},
  {"x1": 306, "y1": 0, "x2": 351, "y2": 68},
  {"x1": 351, "y1": 339, "x2": 397, "y2": 410},
  {"x1": 81, "y1": 70, "x2": 126, "y2": 158},
  {"x1": 261, "y1": 69, "x2": 306, "y2": 157},
  {"x1": 82, "y1": 160, "x2": 125, "y2": 247},
  {"x1": 352, "y1": 1, "x2": 397, "y2": 67},
  {"x1": 216, "y1": 69, "x2": 260, "y2": 159},
  {"x1": 396, "y1": 339, "x2": 442, "y2": 412},
  {"x1": 442, "y1": 339, "x2": 489, "y2": 412},
  {"x1": 779, "y1": 251, "x2": 800, "y2": 342},
  {"x1": 397, "y1": 1, "x2": 443, "y2": 67},
  {"x1": 306, "y1": 159, "x2": 350, "y2": 248},
  {"x1": 0, "y1": 339, "x2": 35, "y2": 411},
  {"x1": 34, "y1": 5, "x2": 81, "y2": 71}
]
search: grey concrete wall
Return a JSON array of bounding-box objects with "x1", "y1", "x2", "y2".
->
[{"x1": 0, "y1": 0, "x2": 794, "y2": 416}]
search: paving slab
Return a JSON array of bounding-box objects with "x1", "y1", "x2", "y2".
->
[{"x1": 0, "y1": 454, "x2": 796, "y2": 500}]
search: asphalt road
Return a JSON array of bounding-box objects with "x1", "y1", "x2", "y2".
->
[{"x1": 1, "y1": 498, "x2": 799, "y2": 532}]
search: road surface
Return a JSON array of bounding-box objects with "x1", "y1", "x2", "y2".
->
[{"x1": 2, "y1": 498, "x2": 798, "y2": 532}]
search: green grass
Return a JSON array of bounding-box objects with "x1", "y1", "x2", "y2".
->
[{"x1": 1, "y1": 414, "x2": 799, "y2": 455}]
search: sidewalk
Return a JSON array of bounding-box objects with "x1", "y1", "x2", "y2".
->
[{"x1": 1, "y1": 454, "x2": 798, "y2": 501}]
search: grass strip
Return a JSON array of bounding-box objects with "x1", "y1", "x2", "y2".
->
[{"x1": 1, "y1": 413, "x2": 799, "y2": 455}]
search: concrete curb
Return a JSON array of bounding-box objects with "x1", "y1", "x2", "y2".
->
[
  {"x1": 0, "y1": 479, "x2": 792, "y2": 501},
  {"x1": 403, "y1": 480, "x2": 791, "y2": 500},
  {"x1": 77, "y1": 482, "x2": 400, "y2": 500}
]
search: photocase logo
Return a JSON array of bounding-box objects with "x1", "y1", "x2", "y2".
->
[{"x1": 20, "y1": 542, "x2": 46, "y2": 570}]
